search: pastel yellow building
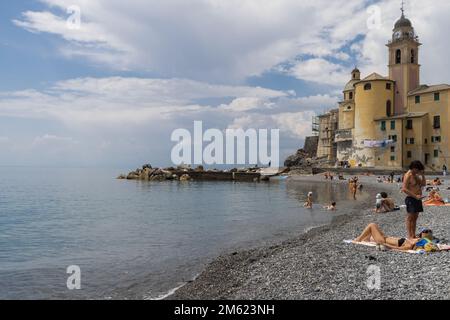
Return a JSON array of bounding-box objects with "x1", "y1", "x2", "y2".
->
[{"x1": 325, "y1": 8, "x2": 450, "y2": 170}]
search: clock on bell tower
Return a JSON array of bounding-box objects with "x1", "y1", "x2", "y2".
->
[{"x1": 387, "y1": 5, "x2": 421, "y2": 115}]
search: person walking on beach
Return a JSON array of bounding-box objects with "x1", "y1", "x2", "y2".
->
[
  {"x1": 402, "y1": 161, "x2": 426, "y2": 239},
  {"x1": 349, "y1": 177, "x2": 358, "y2": 200}
]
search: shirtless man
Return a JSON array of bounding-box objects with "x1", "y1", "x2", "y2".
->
[{"x1": 402, "y1": 161, "x2": 426, "y2": 239}]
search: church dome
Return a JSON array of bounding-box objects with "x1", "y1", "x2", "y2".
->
[
  {"x1": 395, "y1": 15, "x2": 412, "y2": 29},
  {"x1": 344, "y1": 79, "x2": 358, "y2": 92}
]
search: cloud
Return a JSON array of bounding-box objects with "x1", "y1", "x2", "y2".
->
[
  {"x1": 0, "y1": 76, "x2": 336, "y2": 166},
  {"x1": 285, "y1": 58, "x2": 351, "y2": 86},
  {"x1": 12, "y1": 0, "x2": 371, "y2": 82},
  {"x1": 32, "y1": 134, "x2": 78, "y2": 146},
  {"x1": 0, "y1": 77, "x2": 288, "y2": 127}
]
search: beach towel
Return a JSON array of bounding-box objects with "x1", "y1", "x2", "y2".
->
[
  {"x1": 423, "y1": 202, "x2": 450, "y2": 207},
  {"x1": 343, "y1": 240, "x2": 450, "y2": 254}
]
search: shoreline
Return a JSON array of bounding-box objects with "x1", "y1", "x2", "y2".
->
[{"x1": 168, "y1": 175, "x2": 450, "y2": 300}]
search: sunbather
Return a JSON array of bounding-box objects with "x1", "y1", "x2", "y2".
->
[
  {"x1": 432, "y1": 178, "x2": 442, "y2": 186},
  {"x1": 423, "y1": 190, "x2": 445, "y2": 206},
  {"x1": 353, "y1": 223, "x2": 433, "y2": 251}
]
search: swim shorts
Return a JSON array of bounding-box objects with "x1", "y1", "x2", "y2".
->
[{"x1": 405, "y1": 196, "x2": 424, "y2": 214}]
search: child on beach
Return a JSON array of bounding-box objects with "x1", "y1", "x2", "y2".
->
[
  {"x1": 304, "y1": 192, "x2": 313, "y2": 209},
  {"x1": 375, "y1": 194, "x2": 383, "y2": 212}
]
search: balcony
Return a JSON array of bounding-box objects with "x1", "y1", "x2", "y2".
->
[{"x1": 335, "y1": 129, "x2": 353, "y2": 143}]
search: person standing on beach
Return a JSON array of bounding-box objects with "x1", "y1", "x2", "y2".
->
[
  {"x1": 443, "y1": 164, "x2": 447, "y2": 177},
  {"x1": 304, "y1": 192, "x2": 313, "y2": 209},
  {"x1": 402, "y1": 161, "x2": 426, "y2": 239}
]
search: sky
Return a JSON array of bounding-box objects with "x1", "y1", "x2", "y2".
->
[{"x1": 0, "y1": 0, "x2": 449, "y2": 168}]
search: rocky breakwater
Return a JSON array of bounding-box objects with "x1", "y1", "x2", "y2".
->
[{"x1": 117, "y1": 165, "x2": 263, "y2": 182}]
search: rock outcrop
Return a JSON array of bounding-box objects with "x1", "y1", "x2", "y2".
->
[{"x1": 117, "y1": 164, "x2": 263, "y2": 182}]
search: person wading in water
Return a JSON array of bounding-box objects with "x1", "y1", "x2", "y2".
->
[{"x1": 402, "y1": 161, "x2": 426, "y2": 239}]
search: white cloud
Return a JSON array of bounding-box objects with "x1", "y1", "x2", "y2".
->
[
  {"x1": 12, "y1": 0, "x2": 371, "y2": 82},
  {"x1": 32, "y1": 134, "x2": 78, "y2": 146},
  {"x1": 0, "y1": 77, "x2": 287, "y2": 127},
  {"x1": 0, "y1": 76, "x2": 335, "y2": 166},
  {"x1": 12, "y1": 0, "x2": 450, "y2": 86},
  {"x1": 286, "y1": 58, "x2": 350, "y2": 86}
]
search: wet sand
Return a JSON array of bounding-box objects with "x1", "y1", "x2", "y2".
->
[{"x1": 169, "y1": 175, "x2": 450, "y2": 300}]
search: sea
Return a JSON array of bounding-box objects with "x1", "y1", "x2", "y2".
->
[{"x1": 0, "y1": 167, "x2": 365, "y2": 299}]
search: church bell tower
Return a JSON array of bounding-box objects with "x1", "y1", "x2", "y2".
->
[{"x1": 387, "y1": 3, "x2": 421, "y2": 115}]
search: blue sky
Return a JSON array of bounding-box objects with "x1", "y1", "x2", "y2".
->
[{"x1": 0, "y1": 0, "x2": 449, "y2": 168}]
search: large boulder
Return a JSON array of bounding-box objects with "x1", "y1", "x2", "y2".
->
[
  {"x1": 126, "y1": 172, "x2": 139, "y2": 180},
  {"x1": 284, "y1": 149, "x2": 310, "y2": 167},
  {"x1": 139, "y1": 168, "x2": 155, "y2": 180}
]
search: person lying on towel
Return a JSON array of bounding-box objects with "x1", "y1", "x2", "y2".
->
[
  {"x1": 353, "y1": 224, "x2": 438, "y2": 252},
  {"x1": 423, "y1": 190, "x2": 445, "y2": 206}
]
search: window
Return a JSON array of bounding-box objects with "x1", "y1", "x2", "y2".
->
[
  {"x1": 411, "y1": 49, "x2": 415, "y2": 64},
  {"x1": 364, "y1": 83, "x2": 372, "y2": 91},
  {"x1": 434, "y1": 150, "x2": 439, "y2": 158},
  {"x1": 390, "y1": 156, "x2": 396, "y2": 161},
  {"x1": 349, "y1": 92, "x2": 353, "y2": 100},
  {"x1": 381, "y1": 121, "x2": 386, "y2": 131},
  {"x1": 432, "y1": 136, "x2": 441, "y2": 143},
  {"x1": 390, "y1": 120, "x2": 396, "y2": 130},
  {"x1": 347, "y1": 106, "x2": 351, "y2": 110},
  {"x1": 406, "y1": 119, "x2": 413, "y2": 130},
  {"x1": 396, "y1": 49, "x2": 401, "y2": 64},
  {"x1": 391, "y1": 146, "x2": 395, "y2": 153},
  {"x1": 415, "y1": 95, "x2": 421, "y2": 104},
  {"x1": 407, "y1": 151, "x2": 412, "y2": 158},
  {"x1": 405, "y1": 138, "x2": 415, "y2": 145},
  {"x1": 386, "y1": 83, "x2": 392, "y2": 90},
  {"x1": 386, "y1": 100, "x2": 392, "y2": 117},
  {"x1": 434, "y1": 92, "x2": 440, "y2": 101},
  {"x1": 425, "y1": 139, "x2": 428, "y2": 144},
  {"x1": 389, "y1": 135, "x2": 398, "y2": 142},
  {"x1": 434, "y1": 116, "x2": 441, "y2": 129}
]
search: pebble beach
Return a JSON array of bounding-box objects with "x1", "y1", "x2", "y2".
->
[{"x1": 170, "y1": 175, "x2": 450, "y2": 300}]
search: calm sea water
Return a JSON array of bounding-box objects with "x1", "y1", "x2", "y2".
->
[{"x1": 0, "y1": 167, "x2": 365, "y2": 299}]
